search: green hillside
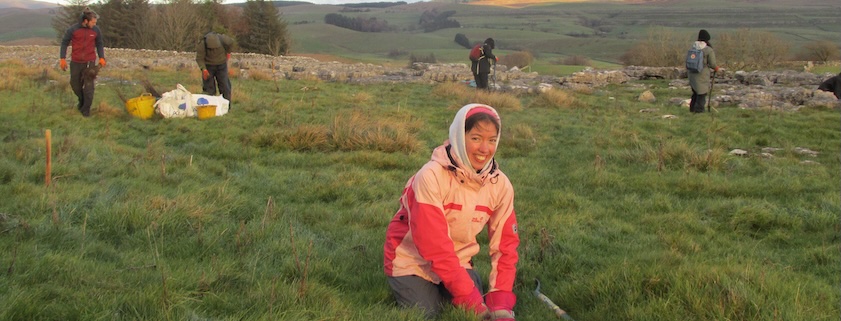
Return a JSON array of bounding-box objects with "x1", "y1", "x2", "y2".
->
[
  {"x1": 281, "y1": 0, "x2": 840, "y2": 64},
  {"x1": 1, "y1": 0, "x2": 839, "y2": 65}
]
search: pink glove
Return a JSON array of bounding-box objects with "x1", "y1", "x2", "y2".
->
[
  {"x1": 202, "y1": 69, "x2": 210, "y2": 80},
  {"x1": 486, "y1": 291, "x2": 516, "y2": 320},
  {"x1": 452, "y1": 287, "x2": 488, "y2": 316}
]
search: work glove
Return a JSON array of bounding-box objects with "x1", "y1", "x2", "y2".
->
[
  {"x1": 202, "y1": 69, "x2": 210, "y2": 80},
  {"x1": 452, "y1": 287, "x2": 489, "y2": 317},
  {"x1": 59, "y1": 58, "x2": 67, "y2": 71},
  {"x1": 485, "y1": 291, "x2": 516, "y2": 321},
  {"x1": 99, "y1": 57, "x2": 106, "y2": 67},
  {"x1": 226, "y1": 53, "x2": 231, "y2": 60}
]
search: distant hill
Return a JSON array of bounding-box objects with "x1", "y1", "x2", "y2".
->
[
  {"x1": 0, "y1": 5, "x2": 55, "y2": 45},
  {"x1": 2, "y1": 0, "x2": 839, "y2": 64},
  {"x1": 0, "y1": 0, "x2": 57, "y2": 9}
]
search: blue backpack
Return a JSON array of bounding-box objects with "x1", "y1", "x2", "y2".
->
[{"x1": 685, "y1": 48, "x2": 704, "y2": 73}]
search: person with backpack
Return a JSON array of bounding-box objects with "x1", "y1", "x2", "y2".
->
[
  {"x1": 196, "y1": 31, "x2": 235, "y2": 106},
  {"x1": 59, "y1": 8, "x2": 105, "y2": 117},
  {"x1": 687, "y1": 29, "x2": 719, "y2": 113},
  {"x1": 817, "y1": 72, "x2": 841, "y2": 99},
  {"x1": 470, "y1": 38, "x2": 498, "y2": 90},
  {"x1": 384, "y1": 103, "x2": 519, "y2": 320}
]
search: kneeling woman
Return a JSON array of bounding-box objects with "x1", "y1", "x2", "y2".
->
[{"x1": 384, "y1": 104, "x2": 520, "y2": 320}]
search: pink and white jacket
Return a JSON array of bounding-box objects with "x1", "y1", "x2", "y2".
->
[{"x1": 383, "y1": 104, "x2": 519, "y2": 298}]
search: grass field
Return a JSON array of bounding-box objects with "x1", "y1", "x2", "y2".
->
[{"x1": 0, "y1": 57, "x2": 838, "y2": 320}]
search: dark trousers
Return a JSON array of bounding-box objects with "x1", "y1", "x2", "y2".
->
[
  {"x1": 69, "y1": 61, "x2": 97, "y2": 117},
  {"x1": 387, "y1": 269, "x2": 484, "y2": 319},
  {"x1": 474, "y1": 72, "x2": 489, "y2": 90},
  {"x1": 690, "y1": 89, "x2": 707, "y2": 113},
  {"x1": 202, "y1": 63, "x2": 231, "y2": 103}
]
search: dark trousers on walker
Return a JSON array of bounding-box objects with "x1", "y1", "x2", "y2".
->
[
  {"x1": 474, "y1": 72, "x2": 489, "y2": 90},
  {"x1": 202, "y1": 63, "x2": 231, "y2": 104},
  {"x1": 690, "y1": 89, "x2": 707, "y2": 113},
  {"x1": 388, "y1": 269, "x2": 484, "y2": 319},
  {"x1": 70, "y1": 61, "x2": 97, "y2": 117}
]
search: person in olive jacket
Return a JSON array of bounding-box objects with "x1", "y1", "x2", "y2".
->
[
  {"x1": 471, "y1": 38, "x2": 498, "y2": 90},
  {"x1": 196, "y1": 31, "x2": 235, "y2": 104},
  {"x1": 818, "y1": 72, "x2": 841, "y2": 99},
  {"x1": 687, "y1": 29, "x2": 720, "y2": 113}
]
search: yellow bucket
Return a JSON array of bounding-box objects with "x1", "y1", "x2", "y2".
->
[
  {"x1": 125, "y1": 93, "x2": 155, "y2": 119},
  {"x1": 196, "y1": 105, "x2": 217, "y2": 120}
]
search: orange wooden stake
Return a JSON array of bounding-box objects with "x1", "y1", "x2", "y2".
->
[{"x1": 45, "y1": 129, "x2": 52, "y2": 186}]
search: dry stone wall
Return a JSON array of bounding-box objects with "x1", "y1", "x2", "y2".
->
[{"x1": 2, "y1": 46, "x2": 837, "y2": 110}]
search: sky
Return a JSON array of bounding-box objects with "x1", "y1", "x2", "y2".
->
[
  {"x1": 290, "y1": 0, "x2": 427, "y2": 3},
  {"x1": 35, "y1": 0, "x2": 429, "y2": 7}
]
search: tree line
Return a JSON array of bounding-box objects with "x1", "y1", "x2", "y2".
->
[
  {"x1": 324, "y1": 9, "x2": 461, "y2": 33},
  {"x1": 52, "y1": 0, "x2": 290, "y2": 56},
  {"x1": 324, "y1": 13, "x2": 394, "y2": 33}
]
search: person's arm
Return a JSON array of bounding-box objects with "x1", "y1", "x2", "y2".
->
[
  {"x1": 222, "y1": 35, "x2": 235, "y2": 54},
  {"x1": 485, "y1": 178, "x2": 519, "y2": 319},
  {"x1": 484, "y1": 43, "x2": 496, "y2": 61},
  {"x1": 706, "y1": 47, "x2": 718, "y2": 72},
  {"x1": 410, "y1": 170, "x2": 486, "y2": 314},
  {"x1": 196, "y1": 38, "x2": 207, "y2": 70},
  {"x1": 487, "y1": 179, "x2": 519, "y2": 293},
  {"x1": 59, "y1": 26, "x2": 73, "y2": 59},
  {"x1": 94, "y1": 25, "x2": 105, "y2": 60}
]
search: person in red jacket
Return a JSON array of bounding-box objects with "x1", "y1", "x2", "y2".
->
[
  {"x1": 59, "y1": 7, "x2": 105, "y2": 117},
  {"x1": 384, "y1": 104, "x2": 519, "y2": 320}
]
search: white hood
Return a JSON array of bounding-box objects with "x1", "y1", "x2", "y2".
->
[{"x1": 448, "y1": 103, "x2": 501, "y2": 175}]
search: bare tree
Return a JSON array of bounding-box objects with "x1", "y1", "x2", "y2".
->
[
  {"x1": 52, "y1": 0, "x2": 91, "y2": 44},
  {"x1": 799, "y1": 40, "x2": 841, "y2": 63},
  {"x1": 619, "y1": 27, "x2": 683, "y2": 67},
  {"x1": 152, "y1": 0, "x2": 205, "y2": 51},
  {"x1": 718, "y1": 29, "x2": 789, "y2": 70}
]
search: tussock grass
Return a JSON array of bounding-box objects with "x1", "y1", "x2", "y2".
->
[
  {"x1": 0, "y1": 62, "x2": 838, "y2": 321},
  {"x1": 431, "y1": 83, "x2": 523, "y2": 111},
  {"x1": 432, "y1": 82, "x2": 473, "y2": 99},
  {"x1": 530, "y1": 89, "x2": 578, "y2": 109},
  {"x1": 330, "y1": 111, "x2": 420, "y2": 153},
  {"x1": 468, "y1": 90, "x2": 523, "y2": 112},
  {"x1": 287, "y1": 124, "x2": 331, "y2": 151},
  {"x1": 245, "y1": 68, "x2": 271, "y2": 81}
]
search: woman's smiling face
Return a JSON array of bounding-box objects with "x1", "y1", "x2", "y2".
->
[{"x1": 464, "y1": 119, "x2": 498, "y2": 171}]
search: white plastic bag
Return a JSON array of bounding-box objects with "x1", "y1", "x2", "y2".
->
[{"x1": 154, "y1": 84, "x2": 194, "y2": 118}]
